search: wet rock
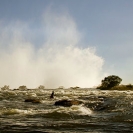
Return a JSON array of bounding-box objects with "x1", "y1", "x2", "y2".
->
[
  {"x1": 50, "y1": 91, "x2": 54, "y2": 99},
  {"x1": 86, "y1": 97, "x2": 116, "y2": 111},
  {"x1": 24, "y1": 98, "x2": 41, "y2": 103},
  {"x1": 54, "y1": 99, "x2": 82, "y2": 107}
]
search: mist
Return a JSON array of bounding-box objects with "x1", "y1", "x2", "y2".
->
[{"x1": 0, "y1": 11, "x2": 105, "y2": 89}]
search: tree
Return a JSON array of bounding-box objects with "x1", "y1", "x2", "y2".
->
[{"x1": 97, "y1": 75, "x2": 122, "y2": 90}]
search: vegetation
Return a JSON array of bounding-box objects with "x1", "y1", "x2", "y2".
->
[
  {"x1": 110, "y1": 84, "x2": 133, "y2": 90},
  {"x1": 18, "y1": 85, "x2": 27, "y2": 90},
  {"x1": 97, "y1": 75, "x2": 122, "y2": 90},
  {"x1": 0, "y1": 85, "x2": 10, "y2": 91},
  {"x1": 38, "y1": 85, "x2": 45, "y2": 89}
]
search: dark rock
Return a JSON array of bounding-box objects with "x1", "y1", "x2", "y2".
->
[
  {"x1": 54, "y1": 99, "x2": 82, "y2": 107},
  {"x1": 50, "y1": 91, "x2": 54, "y2": 99},
  {"x1": 85, "y1": 97, "x2": 116, "y2": 111},
  {"x1": 24, "y1": 98, "x2": 41, "y2": 103}
]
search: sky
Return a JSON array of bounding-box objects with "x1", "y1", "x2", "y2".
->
[{"x1": 0, "y1": 0, "x2": 133, "y2": 88}]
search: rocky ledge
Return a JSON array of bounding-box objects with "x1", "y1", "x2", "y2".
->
[
  {"x1": 24, "y1": 98, "x2": 42, "y2": 103},
  {"x1": 54, "y1": 99, "x2": 82, "y2": 107}
]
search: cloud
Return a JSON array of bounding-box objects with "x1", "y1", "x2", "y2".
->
[{"x1": 0, "y1": 10, "x2": 105, "y2": 89}]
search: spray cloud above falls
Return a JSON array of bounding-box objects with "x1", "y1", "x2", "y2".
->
[{"x1": 0, "y1": 10, "x2": 105, "y2": 88}]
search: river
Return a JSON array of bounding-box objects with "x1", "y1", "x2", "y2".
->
[{"x1": 0, "y1": 88, "x2": 133, "y2": 132}]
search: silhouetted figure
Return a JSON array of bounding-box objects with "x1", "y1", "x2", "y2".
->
[{"x1": 50, "y1": 91, "x2": 54, "y2": 99}]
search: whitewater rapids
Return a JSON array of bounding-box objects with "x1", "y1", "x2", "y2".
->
[{"x1": 0, "y1": 87, "x2": 133, "y2": 132}]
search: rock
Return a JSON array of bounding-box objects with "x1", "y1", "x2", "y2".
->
[
  {"x1": 85, "y1": 96, "x2": 116, "y2": 111},
  {"x1": 24, "y1": 98, "x2": 41, "y2": 103},
  {"x1": 50, "y1": 91, "x2": 54, "y2": 99},
  {"x1": 70, "y1": 86, "x2": 80, "y2": 89},
  {"x1": 54, "y1": 99, "x2": 82, "y2": 107}
]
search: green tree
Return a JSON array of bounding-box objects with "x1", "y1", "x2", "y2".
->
[{"x1": 97, "y1": 75, "x2": 122, "y2": 90}]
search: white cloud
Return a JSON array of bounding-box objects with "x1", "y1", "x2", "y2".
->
[{"x1": 0, "y1": 10, "x2": 105, "y2": 89}]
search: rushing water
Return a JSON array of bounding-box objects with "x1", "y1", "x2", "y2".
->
[{"x1": 0, "y1": 87, "x2": 133, "y2": 133}]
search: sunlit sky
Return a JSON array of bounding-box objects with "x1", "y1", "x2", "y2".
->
[{"x1": 0, "y1": 0, "x2": 133, "y2": 88}]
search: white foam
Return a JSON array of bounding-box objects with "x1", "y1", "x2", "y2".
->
[
  {"x1": 0, "y1": 109, "x2": 33, "y2": 115},
  {"x1": 51, "y1": 105, "x2": 92, "y2": 115},
  {"x1": 70, "y1": 105, "x2": 92, "y2": 115}
]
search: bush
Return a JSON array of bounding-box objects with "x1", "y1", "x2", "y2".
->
[
  {"x1": 97, "y1": 75, "x2": 122, "y2": 90},
  {"x1": 38, "y1": 85, "x2": 45, "y2": 89},
  {"x1": 1, "y1": 85, "x2": 10, "y2": 91},
  {"x1": 111, "y1": 84, "x2": 133, "y2": 90},
  {"x1": 18, "y1": 85, "x2": 27, "y2": 90}
]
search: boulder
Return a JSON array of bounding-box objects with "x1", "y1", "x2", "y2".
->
[
  {"x1": 50, "y1": 91, "x2": 54, "y2": 99},
  {"x1": 54, "y1": 99, "x2": 82, "y2": 107},
  {"x1": 24, "y1": 98, "x2": 41, "y2": 103}
]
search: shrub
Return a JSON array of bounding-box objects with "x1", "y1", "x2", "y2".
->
[
  {"x1": 97, "y1": 75, "x2": 122, "y2": 90},
  {"x1": 38, "y1": 85, "x2": 45, "y2": 89},
  {"x1": 111, "y1": 84, "x2": 133, "y2": 90},
  {"x1": 1, "y1": 85, "x2": 10, "y2": 91},
  {"x1": 18, "y1": 85, "x2": 27, "y2": 90}
]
